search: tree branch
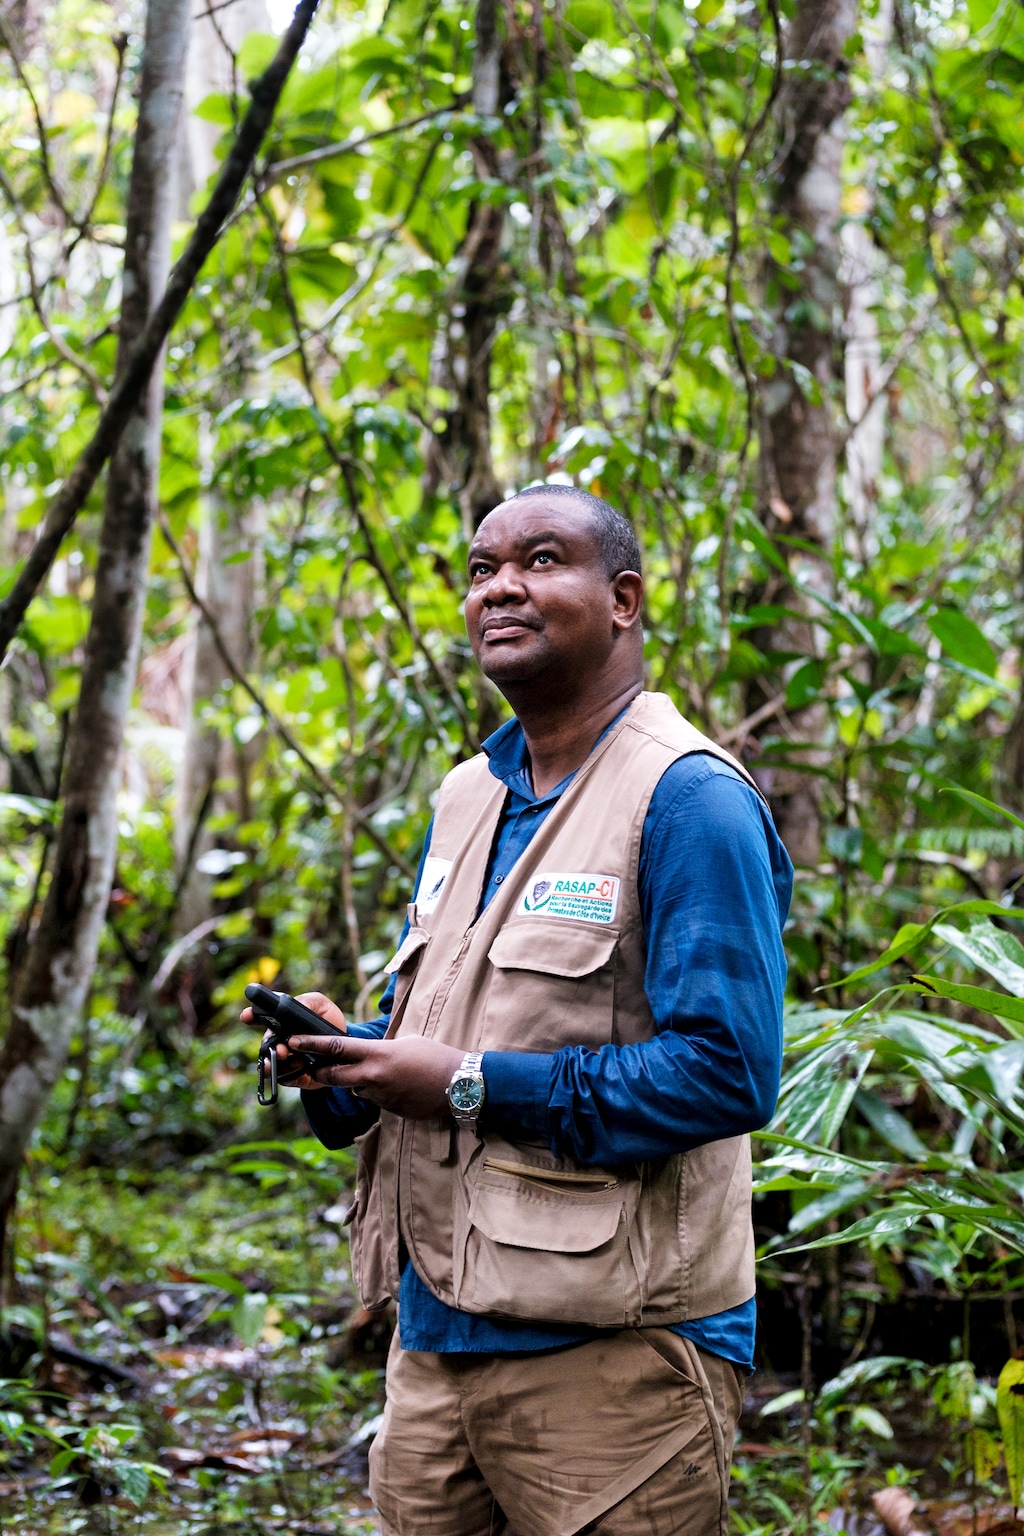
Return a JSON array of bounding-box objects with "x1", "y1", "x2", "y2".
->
[
  {"x1": 158, "y1": 514, "x2": 416, "y2": 881},
  {"x1": 259, "y1": 96, "x2": 469, "y2": 183},
  {"x1": 0, "y1": 0, "x2": 322, "y2": 664},
  {"x1": 0, "y1": 165, "x2": 109, "y2": 403},
  {"x1": 0, "y1": 13, "x2": 75, "y2": 226}
]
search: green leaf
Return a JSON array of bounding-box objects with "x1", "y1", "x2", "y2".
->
[
  {"x1": 820, "y1": 1048, "x2": 873, "y2": 1144},
  {"x1": 850, "y1": 1405, "x2": 894, "y2": 1439},
  {"x1": 945, "y1": 787, "x2": 1024, "y2": 834},
  {"x1": 839, "y1": 901, "x2": 1023, "y2": 986},
  {"x1": 913, "y1": 974, "x2": 1024, "y2": 1037},
  {"x1": 787, "y1": 1177, "x2": 870, "y2": 1234},
  {"x1": 191, "y1": 1270, "x2": 247, "y2": 1297},
  {"x1": 117, "y1": 1462, "x2": 151, "y2": 1506},
  {"x1": 760, "y1": 1388, "x2": 804, "y2": 1416},
  {"x1": 232, "y1": 1291, "x2": 268, "y2": 1347},
  {"x1": 0, "y1": 792, "x2": 56, "y2": 821},
  {"x1": 934, "y1": 917, "x2": 1024, "y2": 995},
  {"x1": 818, "y1": 1355, "x2": 911, "y2": 1409},
  {"x1": 854, "y1": 1088, "x2": 928, "y2": 1160},
  {"x1": 927, "y1": 606, "x2": 997, "y2": 677},
  {"x1": 786, "y1": 658, "x2": 825, "y2": 711},
  {"x1": 997, "y1": 1357, "x2": 1024, "y2": 1506}
]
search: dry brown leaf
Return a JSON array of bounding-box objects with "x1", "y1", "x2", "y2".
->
[{"x1": 872, "y1": 1486, "x2": 922, "y2": 1536}]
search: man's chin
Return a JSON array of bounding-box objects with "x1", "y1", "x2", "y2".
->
[{"x1": 478, "y1": 652, "x2": 548, "y2": 689}]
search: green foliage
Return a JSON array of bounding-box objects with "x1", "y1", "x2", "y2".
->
[{"x1": 3, "y1": 0, "x2": 1024, "y2": 1523}]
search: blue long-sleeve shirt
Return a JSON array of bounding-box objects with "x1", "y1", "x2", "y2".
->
[{"x1": 303, "y1": 715, "x2": 792, "y2": 1368}]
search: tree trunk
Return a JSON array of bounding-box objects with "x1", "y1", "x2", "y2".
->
[
  {"x1": 755, "y1": 0, "x2": 858, "y2": 867},
  {"x1": 422, "y1": 0, "x2": 506, "y2": 534},
  {"x1": 0, "y1": 0, "x2": 191, "y2": 1252},
  {"x1": 841, "y1": 0, "x2": 892, "y2": 561},
  {"x1": 172, "y1": 0, "x2": 268, "y2": 955}
]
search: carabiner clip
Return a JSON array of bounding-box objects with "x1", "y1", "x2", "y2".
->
[{"x1": 257, "y1": 1041, "x2": 278, "y2": 1106}]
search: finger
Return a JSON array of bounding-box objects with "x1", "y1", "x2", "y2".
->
[
  {"x1": 241, "y1": 1007, "x2": 255, "y2": 1024},
  {"x1": 310, "y1": 1062, "x2": 377, "y2": 1092},
  {"x1": 287, "y1": 1033, "x2": 373, "y2": 1059},
  {"x1": 293, "y1": 992, "x2": 348, "y2": 1031}
]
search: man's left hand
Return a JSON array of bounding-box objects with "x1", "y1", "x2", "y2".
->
[{"x1": 285, "y1": 1034, "x2": 465, "y2": 1118}]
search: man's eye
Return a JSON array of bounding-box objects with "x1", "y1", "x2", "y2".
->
[
  {"x1": 469, "y1": 562, "x2": 491, "y2": 578},
  {"x1": 532, "y1": 552, "x2": 554, "y2": 566}
]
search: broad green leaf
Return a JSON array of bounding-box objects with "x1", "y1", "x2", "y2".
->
[
  {"x1": 819, "y1": 1355, "x2": 911, "y2": 1409},
  {"x1": 117, "y1": 1462, "x2": 151, "y2": 1507},
  {"x1": 820, "y1": 1048, "x2": 874, "y2": 1144},
  {"x1": 0, "y1": 793, "x2": 55, "y2": 820},
  {"x1": 787, "y1": 1178, "x2": 870, "y2": 1234},
  {"x1": 934, "y1": 918, "x2": 1024, "y2": 995},
  {"x1": 774, "y1": 1208, "x2": 922, "y2": 1255},
  {"x1": 854, "y1": 1088, "x2": 928, "y2": 1160},
  {"x1": 913, "y1": 974, "x2": 1024, "y2": 1037},
  {"x1": 232, "y1": 1291, "x2": 269, "y2": 1347},
  {"x1": 850, "y1": 1406, "x2": 894, "y2": 1439},
  {"x1": 927, "y1": 606, "x2": 997, "y2": 677},
  {"x1": 786, "y1": 658, "x2": 826, "y2": 711},
  {"x1": 997, "y1": 1357, "x2": 1024, "y2": 1506},
  {"x1": 760, "y1": 1389, "x2": 804, "y2": 1416},
  {"x1": 191, "y1": 1270, "x2": 247, "y2": 1297},
  {"x1": 840, "y1": 902, "x2": 1024, "y2": 986}
]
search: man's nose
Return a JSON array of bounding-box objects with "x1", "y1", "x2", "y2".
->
[{"x1": 483, "y1": 562, "x2": 527, "y2": 603}]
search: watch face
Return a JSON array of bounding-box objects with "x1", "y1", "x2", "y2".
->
[{"x1": 450, "y1": 1075, "x2": 485, "y2": 1112}]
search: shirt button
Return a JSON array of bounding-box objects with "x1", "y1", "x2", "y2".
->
[{"x1": 494, "y1": 874, "x2": 504, "y2": 885}]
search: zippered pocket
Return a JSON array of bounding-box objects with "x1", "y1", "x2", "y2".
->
[{"x1": 482, "y1": 1155, "x2": 619, "y2": 1192}]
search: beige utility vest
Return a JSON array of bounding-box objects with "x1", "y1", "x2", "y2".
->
[{"x1": 349, "y1": 691, "x2": 765, "y2": 1328}]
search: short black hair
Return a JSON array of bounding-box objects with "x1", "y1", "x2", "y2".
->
[{"x1": 507, "y1": 483, "x2": 642, "y2": 579}]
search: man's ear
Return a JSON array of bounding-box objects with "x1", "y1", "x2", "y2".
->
[{"x1": 611, "y1": 571, "x2": 644, "y2": 632}]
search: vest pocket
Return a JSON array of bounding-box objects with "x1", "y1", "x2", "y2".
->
[
  {"x1": 347, "y1": 1120, "x2": 393, "y2": 1312},
  {"x1": 480, "y1": 921, "x2": 618, "y2": 1052},
  {"x1": 453, "y1": 1148, "x2": 643, "y2": 1326},
  {"x1": 382, "y1": 925, "x2": 430, "y2": 1037}
]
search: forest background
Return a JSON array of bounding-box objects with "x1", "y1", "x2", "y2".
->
[{"x1": 1, "y1": 0, "x2": 1024, "y2": 1530}]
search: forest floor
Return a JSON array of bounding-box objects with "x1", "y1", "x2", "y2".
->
[{"x1": 0, "y1": 1156, "x2": 1017, "y2": 1536}]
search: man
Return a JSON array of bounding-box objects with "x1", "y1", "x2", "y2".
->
[{"x1": 248, "y1": 485, "x2": 792, "y2": 1536}]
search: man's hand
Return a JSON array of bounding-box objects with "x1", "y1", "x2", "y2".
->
[
  {"x1": 240, "y1": 991, "x2": 348, "y2": 1092},
  {"x1": 284, "y1": 1034, "x2": 465, "y2": 1118}
]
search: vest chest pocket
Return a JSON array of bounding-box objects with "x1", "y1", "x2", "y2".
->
[
  {"x1": 479, "y1": 922, "x2": 618, "y2": 1052},
  {"x1": 382, "y1": 925, "x2": 430, "y2": 1036}
]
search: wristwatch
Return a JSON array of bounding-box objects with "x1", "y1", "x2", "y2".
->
[{"x1": 446, "y1": 1051, "x2": 486, "y2": 1125}]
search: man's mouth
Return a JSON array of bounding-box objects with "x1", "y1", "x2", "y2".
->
[{"x1": 480, "y1": 615, "x2": 540, "y2": 639}]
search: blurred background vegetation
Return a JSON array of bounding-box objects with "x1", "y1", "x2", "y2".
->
[{"x1": 1, "y1": 0, "x2": 1024, "y2": 1529}]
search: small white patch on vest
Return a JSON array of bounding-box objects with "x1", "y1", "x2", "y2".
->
[
  {"x1": 516, "y1": 872, "x2": 620, "y2": 924},
  {"x1": 416, "y1": 855, "x2": 453, "y2": 915}
]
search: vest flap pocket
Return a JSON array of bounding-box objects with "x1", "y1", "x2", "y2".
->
[
  {"x1": 384, "y1": 926, "x2": 430, "y2": 976},
  {"x1": 487, "y1": 923, "x2": 616, "y2": 978},
  {"x1": 468, "y1": 1170, "x2": 624, "y2": 1253}
]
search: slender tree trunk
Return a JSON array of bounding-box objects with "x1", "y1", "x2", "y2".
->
[
  {"x1": 422, "y1": 0, "x2": 505, "y2": 534},
  {"x1": 0, "y1": 0, "x2": 191, "y2": 1251},
  {"x1": 841, "y1": 0, "x2": 892, "y2": 561},
  {"x1": 756, "y1": 0, "x2": 858, "y2": 867},
  {"x1": 172, "y1": 0, "x2": 268, "y2": 954}
]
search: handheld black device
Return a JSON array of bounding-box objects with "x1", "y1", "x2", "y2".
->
[{"x1": 245, "y1": 983, "x2": 346, "y2": 1106}]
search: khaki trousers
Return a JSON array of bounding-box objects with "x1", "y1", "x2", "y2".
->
[{"x1": 369, "y1": 1329, "x2": 744, "y2": 1536}]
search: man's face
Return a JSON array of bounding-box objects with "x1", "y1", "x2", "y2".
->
[{"x1": 464, "y1": 497, "x2": 627, "y2": 692}]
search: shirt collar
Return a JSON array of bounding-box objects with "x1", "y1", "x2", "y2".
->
[{"x1": 481, "y1": 704, "x2": 633, "y2": 807}]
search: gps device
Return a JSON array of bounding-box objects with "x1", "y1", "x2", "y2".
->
[{"x1": 245, "y1": 984, "x2": 346, "y2": 1105}]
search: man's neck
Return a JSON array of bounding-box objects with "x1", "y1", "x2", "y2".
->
[{"x1": 513, "y1": 681, "x2": 644, "y2": 797}]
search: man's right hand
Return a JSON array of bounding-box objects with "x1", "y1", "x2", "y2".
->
[{"x1": 240, "y1": 991, "x2": 348, "y2": 1092}]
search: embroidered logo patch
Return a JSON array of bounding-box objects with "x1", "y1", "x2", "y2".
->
[
  {"x1": 416, "y1": 855, "x2": 453, "y2": 915},
  {"x1": 517, "y1": 872, "x2": 620, "y2": 924}
]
